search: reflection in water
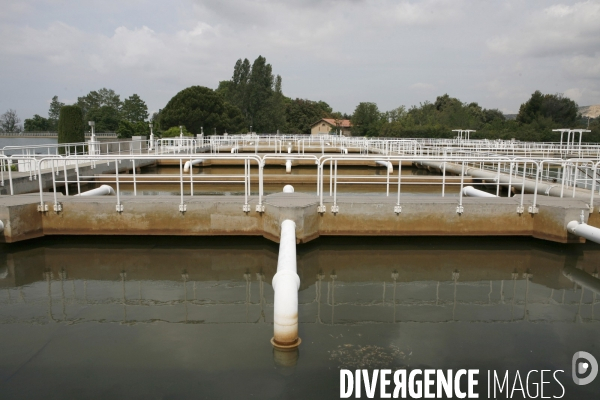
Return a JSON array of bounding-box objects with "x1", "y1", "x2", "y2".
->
[
  {"x1": 272, "y1": 347, "x2": 299, "y2": 375},
  {"x1": 6, "y1": 264, "x2": 598, "y2": 327},
  {"x1": 3, "y1": 255, "x2": 600, "y2": 326},
  {"x1": 0, "y1": 239, "x2": 599, "y2": 330},
  {"x1": 0, "y1": 237, "x2": 599, "y2": 399}
]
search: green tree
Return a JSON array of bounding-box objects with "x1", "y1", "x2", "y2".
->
[
  {"x1": 220, "y1": 56, "x2": 286, "y2": 132},
  {"x1": 121, "y1": 94, "x2": 149, "y2": 122},
  {"x1": 160, "y1": 86, "x2": 227, "y2": 135},
  {"x1": 57, "y1": 105, "x2": 84, "y2": 154},
  {"x1": 116, "y1": 120, "x2": 150, "y2": 138},
  {"x1": 24, "y1": 114, "x2": 51, "y2": 132},
  {"x1": 48, "y1": 96, "x2": 65, "y2": 130},
  {"x1": 351, "y1": 102, "x2": 383, "y2": 136},
  {"x1": 517, "y1": 91, "x2": 578, "y2": 126},
  {"x1": 222, "y1": 102, "x2": 248, "y2": 134},
  {"x1": 86, "y1": 105, "x2": 120, "y2": 132},
  {"x1": 77, "y1": 88, "x2": 122, "y2": 122},
  {"x1": 285, "y1": 98, "x2": 332, "y2": 134},
  {"x1": 161, "y1": 126, "x2": 193, "y2": 138}
]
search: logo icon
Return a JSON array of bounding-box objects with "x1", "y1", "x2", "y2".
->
[{"x1": 572, "y1": 351, "x2": 598, "y2": 385}]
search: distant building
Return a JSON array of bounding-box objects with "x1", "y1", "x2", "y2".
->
[{"x1": 310, "y1": 118, "x2": 352, "y2": 136}]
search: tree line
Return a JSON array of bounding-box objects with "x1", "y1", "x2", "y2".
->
[
  {"x1": 351, "y1": 91, "x2": 599, "y2": 142},
  {"x1": 3, "y1": 54, "x2": 598, "y2": 141}
]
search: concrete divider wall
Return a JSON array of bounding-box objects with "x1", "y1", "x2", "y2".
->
[{"x1": 0, "y1": 192, "x2": 593, "y2": 244}]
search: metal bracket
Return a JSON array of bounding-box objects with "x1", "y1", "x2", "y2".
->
[
  {"x1": 528, "y1": 206, "x2": 539, "y2": 214},
  {"x1": 37, "y1": 203, "x2": 48, "y2": 212},
  {"x1": 179, "y1": 204, "x2": 187, "y2": 213},
  {"x1": 331, "y1": 205, "x2": 339, "y2": 214},
  {"x1": 317, "y1": 205, "x2": 326, "y2": 213},
  {"x1": 394, "y1": 205, "x2": 402, "y2": 214},
  {"x1": 116, "y1": 203, "x2": 124, "y2": 213},
  {"x1": 242, "y1": 204, "x2": 251, "y2": 212},
  {"x1": 456, "y1": 205, "x2": 464, "y2": 215},
  {"x1": 53, "y1": 202, "x2": 62, "y2": 213},
  {"x1": 255, "y1": 204, "x2": 265, "y2": 213},
  {"x1": 516, "y1": 205, "x2": 524, "y2": 214}
]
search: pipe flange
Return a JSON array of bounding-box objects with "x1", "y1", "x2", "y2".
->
[{"x1": 271, "y1": 337, "x2": 301, "y2": 350}]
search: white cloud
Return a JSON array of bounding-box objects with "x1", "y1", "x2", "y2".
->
[
  {"x1": 0, "y1": 0, "x2": 599, "y2": 120},
  {"x1": 487, "y1": 1, "x2": 600, "y2": 57}
]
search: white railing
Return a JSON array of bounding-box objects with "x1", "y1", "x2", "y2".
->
[{"x1": 1, "y1": 133, "x2": 600, "y2": 216}]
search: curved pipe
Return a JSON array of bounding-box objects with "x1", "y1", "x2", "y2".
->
[
  {"x1": 183, "y1": 159, "x2": 204, "y2": 172},
  {"x1": 462, "y1": 185, "x2": 498, "y2": 198},
  {"x1": 285, "y1": 160, "x2": 292, "y2": 174},
  {"x1": 231, "y1": 146, "x2": 239, "y2": 153},
  {"x1": 567, "y1": 220, "x2": 600, "y2": 244},
  {"x1": 75, "y1": 184, "x2": 115, "y2": 196},
  {"x1": 272, "y1": 220, "x2": 301, "y2": 349},
  {"x1": 283, "y1": 185, "x2": 294, "y2": 193},
  {"x1": 375, "y1": 160, "x2": 393, "y2": 173},
  {"x1": 563, "y1": 267, "x2": 600, "y2": 296}
]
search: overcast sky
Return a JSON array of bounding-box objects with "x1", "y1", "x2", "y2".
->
[{"x1": 1, "y1": 0, "x2": 599, "y2": 122}]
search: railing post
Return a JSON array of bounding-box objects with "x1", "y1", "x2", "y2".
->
[
  {"x1": 7, "y1": 159, "x2": 13, "y2": 195},
  {"x1": 457, "y1": 161, "x2": 465, "y2": 214},
  {"x1": 115, "y1": 158, "x2": 123, "y2": 213},
  {"x1": 395, "y1": 160, "x2": 402, "y2": 214},
  {"x1": 179, "y1": 158, "x2": 186, "y2": 213}
]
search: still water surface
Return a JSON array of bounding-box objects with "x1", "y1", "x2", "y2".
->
[{"x1": 1, "y1": 236, "x2": 599, "y2": 399}]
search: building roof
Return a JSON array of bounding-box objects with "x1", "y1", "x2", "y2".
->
[{"x1": 310, "y1": 118, "x2": 352, "y2": 128}]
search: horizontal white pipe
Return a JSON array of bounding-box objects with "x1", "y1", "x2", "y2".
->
[
  {"x1": 75, "y1": 184, "x2": 115, "y2": 196},
  {"x1": 183, "y1": 159, "x2": 204, "y2": 172},
  {"x1": 567, "y1": 221, "x2": 600, "y2": 244},
  {"x1": 375, "y1": 160, "x2": 393, "y2": 173},
  {"x1": 285, "y1": 160, "x2": 292, "y2": 174},
  {"x1": 272, "y1": 220, "x2": 301, "y2": 349},
  {"x1": 462, "y1": 185, "x2": 498, "y2": 198}
]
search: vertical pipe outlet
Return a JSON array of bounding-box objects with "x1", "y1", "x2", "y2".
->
[
  {"x1": 285, "y1": 160, "x2": 292, "y2": 174},
  {"x1": 271, "y1": 220, "x2": 301, "y2": 349},
  {"x1": 376, "y1": 160, "x2": 393, "y2": 173},
  {"x1": 183, "y1": 159, "x2": 204, "y2": 172}
]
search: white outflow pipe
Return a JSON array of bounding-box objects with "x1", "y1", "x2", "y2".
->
[
  {"x1": 567, "y1": 220, "x2": 600, "y2": 244},
  {"x1": 462, "y1": 185, "x2": 498, "y2": 198},
  {"x1": 183, "y1": 159, "x2": 204, "y2": 172},
  {"x1": 285, "y1": 160, "x2": 292, "y2": 174},
  {"x1": 283, "y1": 185, "x2": 294, "y2": 193},
  {"x1": 375, "y1": 160, "x2": 393, "y2": 173},
  {"x1": 75, "y1": 184, "x2": 115, "y2": 196},
  {"x1": 231, "y1": 146, "x2": 239, "y2": 153},
  {"x1": 271, "y1": 220, "x2": 301, "y2": 349}
]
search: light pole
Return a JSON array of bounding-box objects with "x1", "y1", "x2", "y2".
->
[
  {"x1": 149, "y1": 122, "x2": 154, "y2": 150},
  {"x1": 88, "y1": 121, "x2": 96, "y2": 155},
  {"x1": 88, "y1": 121, "x2": 95, "y2": 140}
]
